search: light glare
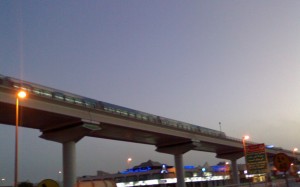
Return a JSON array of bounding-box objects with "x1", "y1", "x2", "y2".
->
[
  {"x1": 243, "y1": 135, "x2": 250, "y2": 140},
  {"x1": 17, "y1": 91, "x2": 27, "y2": 99}
]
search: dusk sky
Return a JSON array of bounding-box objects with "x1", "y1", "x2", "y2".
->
[{"x1": 1, "y1": 0, "x2": 300, "y2": 185}]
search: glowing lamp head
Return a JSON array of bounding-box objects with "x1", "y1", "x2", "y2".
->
[
  {"x1": 294, "y1": 148, "x2": 298, "y2": 152},
  {"x1": 17, "y1": 90, "x2": 27, "y2": 99},
  {"x1": 243, "y1": 135, "x2": 250, "y2": 140}
]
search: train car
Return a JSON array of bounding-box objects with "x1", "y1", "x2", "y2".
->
[{"x1": 0, "y1": 74, "x2": 226, "y2": 139}]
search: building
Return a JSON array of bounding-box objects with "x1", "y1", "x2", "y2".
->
[
  {"x1": 78, "y1": 160, "x2": 245, "y2": 187},
  {"x1": 78, "y1": 159, "x2": 300, "y2": 187}
]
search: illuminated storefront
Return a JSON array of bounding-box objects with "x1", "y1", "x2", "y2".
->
[{"x1": 78, "y1": 160, "x2": 233, "y2": 187}]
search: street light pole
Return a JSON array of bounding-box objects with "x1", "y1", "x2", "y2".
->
[
  {"x1": 242, "y1": 135, "x2": 250, "y2": 184},
  {"x1": 242, "y1": 135, "x2": 250, "y2": 156},
  {"x1": 15, "y1": 96, "x2": 19, "y2": 187},
  {"x1": 58, "y1": 171, "x2": 62, "y2": 184},
  {"x1": 14, "y1": 91, "x2": 26, "y2": 187},
  {"x1": 293, "y1": 148, "x2": 298, "y2": 163},
  {"x1": 292, "y1": 148, "x2": 298, "y2": 175}
]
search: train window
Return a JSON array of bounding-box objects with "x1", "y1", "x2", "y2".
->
[
  {"x1": 53, "y1": 93, "x2": 64, "y2": 100},
  {"x1": 136, "y1": 114, "x2": 142, "y2": 119},
  {"x1": 88, "y1": 103, "x2": 95, "y2": 108},
  {"x1": 141, "y1": 116, "x2": 148, "y2": 121},
  {"x1": 11, "y1": 82, "x2": 31, "y2": 92},
  {"x1": 32, "y1": 89, "x2": 42, "y2": 95},
  {"x1": 171, "y1": 122, "x2": 177, "y2": 127},
  {"x1": 108, "y1": 108, "x2": 115, "y2": 112},
  {"x1": 65, "y1": 96, "x2": 75, "y2": 103},
  {"x1": 74, "y1": 99, "x2": 83, "y2": 105},
  {"x1": 83, "y1": 98, "x2": 98, "y2": 108},
  {"x1": 129, "y1": 113, "x2": 135, "y2": 118},
  {"x1": 177, "y1": 123, "x2": 183, "y2": 129},
  {"x1": 13, "y1": 84, "x2": 20, "y2": 89},
  {"x1": 20, "y1": 84, "x2": 32, "y2": 92},
  {"x1": 85, "y1": 101, "x2": 95, "y2": 108},
  {"x1": 120, "y1": 111, "x2": 128, "y2": 116},
  {"x1": 40, "y1": 90, "x2": 52, "y2": 97},
  {"x1": 184, "y1": 125, "x2": 190, "y2": 131},
  {"x1": 115, "y1": 109, "x2": 121, "y2": 114}
]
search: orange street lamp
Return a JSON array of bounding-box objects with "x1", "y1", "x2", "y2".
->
[
  {"x1": 127, "y1": 157, "x2": 132, "y2": 169},
  {"x1": 242, "y1": 135, "x2": 250, "y2": 157},
  {"x1": 15, "y1": 90, "x2": 27, "y2": 187},
  {"x1": 292, "y1": 148, "x2": 298, "y2": 163},
  {"x1": 293, "y1": 148, "x2": 298, "y2": 155},
  {"x1": 243, "y1": 135, "x2": 250, "y2": 141}
]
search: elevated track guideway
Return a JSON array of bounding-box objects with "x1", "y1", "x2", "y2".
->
[{"x1": 0, "y1": 74, "x2": 298, "y2": 187}]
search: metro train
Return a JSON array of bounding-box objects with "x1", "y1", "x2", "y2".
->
[{"x1": 0, "y1": 74, "x2": 226, "y2": 138}]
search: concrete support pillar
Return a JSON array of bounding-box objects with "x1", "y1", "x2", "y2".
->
[
  {"x1": 230, "y1": 159, "x2": 240, "y2": 185},
  {"x1": 174, "y1": 154, "x2": 186, "y2": 187},
  {"x1": 63, "y1": 141, "x2": 76, "y2": 187}
]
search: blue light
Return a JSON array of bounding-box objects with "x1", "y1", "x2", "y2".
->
[
  {"x1": 120, "y1": 166, "x2": 152, "y2": 174},
  {"x1": 184, "y1": 165, "x2": 195, "y2": 169},
  {"x1": 211, "y1": 165, "x2": 226, "y2": 172}
]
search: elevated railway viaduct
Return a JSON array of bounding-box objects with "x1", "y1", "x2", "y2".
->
[{"x1": 0, "y1": 75, "x2": 298, "y2": 187}]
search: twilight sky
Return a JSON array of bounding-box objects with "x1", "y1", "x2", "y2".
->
[{"x1": 1, "y1": 0, "x2": 300, "y2": 185}]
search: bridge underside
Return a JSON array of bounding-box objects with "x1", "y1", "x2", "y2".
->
[{"x1": 0, "y1": 101, "x2": 244, "y2": 157}]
